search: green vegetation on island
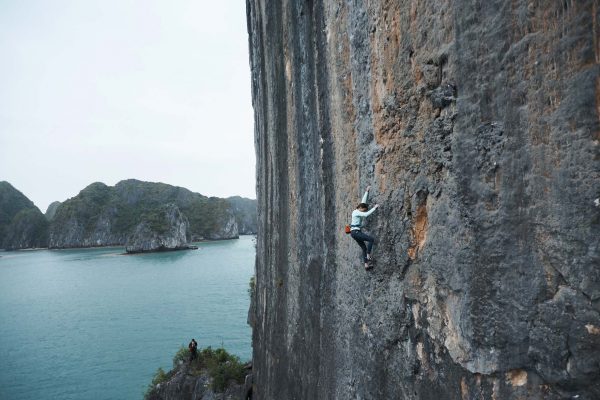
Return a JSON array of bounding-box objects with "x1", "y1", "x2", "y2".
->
[
  {"x1": 145, "y1": 346, "x2": 247, "y2": 399},
  {"x1": 48, "y1": 179, "x2": 256, "y2": 248},
  {"x1": 0, "y1": 179, "x2": 257, "y2": 250},
  {"x1": 0, "y1": 181, "x2": 48, "y2": 249},
  {"x1": 44, "y1": 201, "x2": 62, "y2": 221}
]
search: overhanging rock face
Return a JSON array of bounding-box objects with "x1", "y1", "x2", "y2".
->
[{"x1": 246, "y1": 1, "x2": 600, "y2": 398}]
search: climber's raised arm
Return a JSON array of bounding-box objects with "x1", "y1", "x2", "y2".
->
[
  {"x1": 353, "y1": 204, "x2": 379, "y2": 218},
  {"x1": 361, "y1": 185, "x2": 371, "y2": 203}
]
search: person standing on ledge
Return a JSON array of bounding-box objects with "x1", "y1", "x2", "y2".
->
[
  {"x1": 188, "y1": 339, "x2": 197, "y2": 363},
  {"x1": 350, "y1": 185, "x2": 379, "y2": 270}
]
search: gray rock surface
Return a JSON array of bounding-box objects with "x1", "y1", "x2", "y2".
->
[
  {"x1": 145, "y1": 363, "x2": 247, "y2": 400},
  {"x1": 227, "y1": 196, "x2": 258, "y2": 235},
  {"x1": 203, "y1": 208, "x2": 240, "y2": 240},
  {"x1": 48, "y1": 182, "x2": 127, "y2": 248},
  {"x1": 44, "y1": 201, "x2": 61, "y2": 221},
  {"x1": 247, "y1": 1, "x2": 599, "y2": 399},
  {"x1": 125, "y1": 204, "x2": 191, "y2": 253},
  {"x1": 49, "y1": 208, "x2": 127, "y2": 248}
]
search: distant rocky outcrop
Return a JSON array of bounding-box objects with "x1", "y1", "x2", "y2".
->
[
  {"x1": 0, "y1": 181, "x2": 48, "y2": 250},
  {"x1": 48, "y1": 182, "x2": 125, "y2": 248},
  {"x1": 48, "y1": 180, "x2": 253, "y2": 248},
  {"x1": 0, "y1": 179, "x2": 256, "y2": 250},
  {"x1": 200, "y1": 207, "x2": 239, "y2": 240},
  {"x1": 2, "y1": 208, "x2": 49, "y2": 250},
  {"x1": 227, "y1": 196, "x2": 257, "y2": 235},
  {"x1": 125, "y1": 204, "x2": 193, "y2": 253},
  {"x1": 44, "y1": 201, "x2": 61, "y2": 221}
]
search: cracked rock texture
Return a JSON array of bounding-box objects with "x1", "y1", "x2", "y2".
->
[{"x1": 246, "y1": 1, "x2": 599, "y2": 399}]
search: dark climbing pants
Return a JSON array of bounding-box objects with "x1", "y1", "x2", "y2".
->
[{"x1": 350, "y1": 230, "x2": 375, "y2": 263}]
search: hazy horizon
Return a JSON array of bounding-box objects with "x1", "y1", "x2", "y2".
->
[{"x1": 0, "y1": 0, "x2": 255, "y2": 212}]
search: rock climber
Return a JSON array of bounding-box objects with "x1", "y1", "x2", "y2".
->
[{"x1": 350, "y1": 185, "x2": 379, "y2": 270}]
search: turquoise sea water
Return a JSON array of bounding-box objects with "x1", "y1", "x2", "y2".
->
[{"x1": 0, "y1": 236, "x2": 255, "y2": 400}]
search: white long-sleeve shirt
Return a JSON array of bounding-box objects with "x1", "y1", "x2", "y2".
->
[{"x1": 350, "y1": 190, "x2": 376, "y2": 231}]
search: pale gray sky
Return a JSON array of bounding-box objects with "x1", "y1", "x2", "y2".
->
[{"x1": 0, "y1": 0, "x2": 255, "y2": 212}]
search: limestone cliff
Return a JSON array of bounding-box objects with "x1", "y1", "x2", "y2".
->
[
  {"x1": 125, "y1": 204, "x2": 191, "y2": 253},
  {"x1": 247, "y1": 1, "x2": 599, "y2": 399},
  {"x1": 2, "y1": 208, "x2": 49, "y2": 250},
  {"x1": 227, "y1": 196, "x2": 258, "y2": 235},
  {"x1": 0, "y1": 181, "x2": 48, "y2": 250},
  {"x1": 44, "y1": 201, "x2": 61, "y2": 221},
  {"x1": 49, "y1": 180, "x2": 244, "y2": 248}
]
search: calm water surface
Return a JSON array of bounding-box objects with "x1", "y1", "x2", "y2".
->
[{"x1": 0, "y1": 236, "x2": 255, "y2": 400}]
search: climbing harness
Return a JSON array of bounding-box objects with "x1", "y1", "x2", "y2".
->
[
  {"x1": 345, "y1": 208, "x2": 363, "y2": 234},
  {"x1": 345, "y1": 223, "x2": 361, "y2": 234}
]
